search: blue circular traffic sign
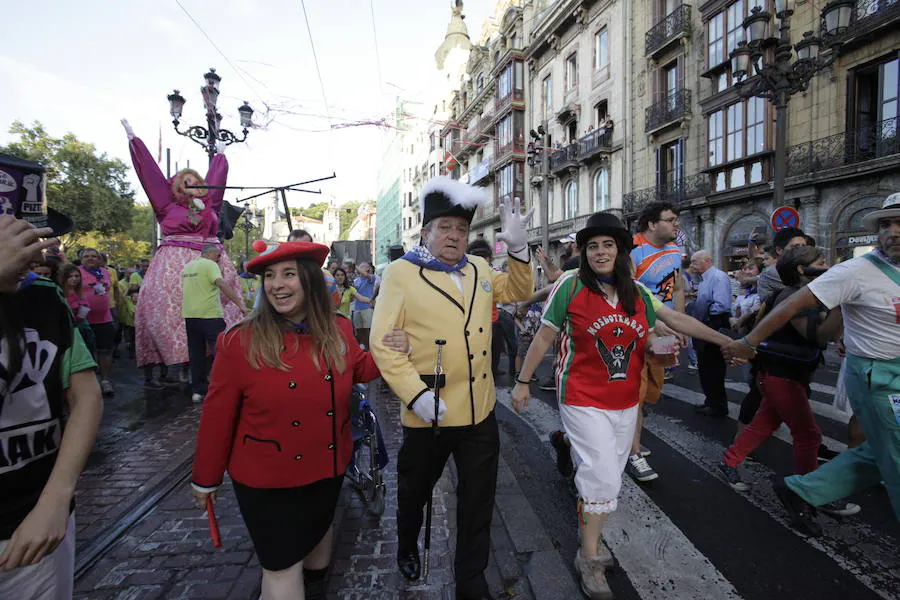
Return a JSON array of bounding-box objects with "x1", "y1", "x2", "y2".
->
[{"x1": 771, "y1": 206, "x2": 801, "y2": 231}]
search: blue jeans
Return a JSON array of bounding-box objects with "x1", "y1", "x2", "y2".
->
[{"x1": 785, "y1": 353, "x2": 900, "y2": 520}]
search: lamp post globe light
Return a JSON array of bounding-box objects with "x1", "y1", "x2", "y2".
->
[
  {"x1": 728, "y1": 0, "x2": 852, "y2": 208},
  {"x1": 167, "y1": 67, "x2": 255, "y2": 163}
]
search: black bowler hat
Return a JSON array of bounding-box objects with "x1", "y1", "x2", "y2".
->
[
  {"x1": 420, "y1": 176, "x2": 488, "y2": 227},
  {"x1": 576, "y1": 212, "x2": 632, "y2": 251},
  {"x1": 0, "y1": 152, "x2": 74, "y2": 237}
]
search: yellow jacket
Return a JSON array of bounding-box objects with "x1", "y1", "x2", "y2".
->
[{"x1": 370, "y1": 253, "x2": 533, "y2": 428}]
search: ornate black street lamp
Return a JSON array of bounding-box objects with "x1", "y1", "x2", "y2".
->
[
  {"x1": 729, "y1": 0, "x2": 852, "y2": 207},
  {"x1": 236, "y1": 203, "x2": 259, "y2": 258},
  {"x1": 167, "y1": 68, "x2": 254, "y2": 163}
]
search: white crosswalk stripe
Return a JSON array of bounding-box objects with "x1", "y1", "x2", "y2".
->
[
  {"x1": 496, "y1": 381, "x2": 898, "y2": 600},
  {"x1": 495, "y1": 388, "x2": 744, "y2": 600}
]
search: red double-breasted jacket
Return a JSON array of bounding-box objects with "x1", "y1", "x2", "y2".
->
[{"x1": 192, "y1": 316, "x2": 380, "y2": 489}]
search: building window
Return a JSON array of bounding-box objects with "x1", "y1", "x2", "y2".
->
[
  {"x1": 499, "y1": 60, "x2": 524, "y2": 101},
  {"x1": 594, "y1": 29, "x2": 609, "y2": 71},
  {"x1": 708, "y1": 110, "x2": 725, "y2": 167},
  {"x1": 429, "y1": 133, "x2": 435, "y2": 152},
  {"x1": 851, "y1": 54, "x2": 899, "y2": 157},
  {"x1": 496, "y1": 111, "x2": 524, "y2": 154},
  {"x1": 657, "y1": 138, "x2": 684, "y2": 191},
  {"x1": 477, "y1": 73, "x2": 485, "y2": 92},
  {"x1": 429, "y1": 164, "x2": 436, "y2": 178},
  {"x1": 548, "y1": 183, "x2": 555, "y2": 223},
  {"x1": 564, "y1": 180, "x2": 578, "y2": 219},
  {"x1": 593, "y1": 168, "x2": 609, "y2": 211},
  {"x1": 542, "y1": 75, "x2": 553, "y2": 121},
  {"x1": 565, "y1": 53, "x2": 578, "y2": 91},
  {"x1": 595, "y1": 100, "x2": 608, "y2": 126},
  {"x1": 511, "y1": 33, "x2": 522, "y2": 49},
  {"x1": 708, "y1": 12, "x2": 725, "y2": 69},
  {"x1": 497, "y1": 162, "x2": 524, "y2": 206},
  {"x1": 707, "y1": 98, "x2": 771, "y2": 191}
]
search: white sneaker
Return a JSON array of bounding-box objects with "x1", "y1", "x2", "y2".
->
[
  {"x1": 820, "y1": 501, "x2": 861, "y2": 517},
  {"x1": 100, "y1": 380, "x2": 115, "y2": 396},
  {"x1": 625, "y1": 453, "x2": 659, "y2": 482},
  {"x1": 191, "y1": 393, "x2": 204, "y2": 404}
]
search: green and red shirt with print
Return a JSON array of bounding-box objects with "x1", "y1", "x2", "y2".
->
[{"x1": 542, "y1": 271, "x2": 661, "y2": 410}]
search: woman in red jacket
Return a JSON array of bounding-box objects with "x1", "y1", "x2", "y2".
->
[{"x1": 191, "y1": 242, "x2": 399, "y2": 600}]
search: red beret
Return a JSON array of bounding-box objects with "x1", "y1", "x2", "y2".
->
[{"x1": 245, "y1": 242, "x2": 330, "y2": 274}]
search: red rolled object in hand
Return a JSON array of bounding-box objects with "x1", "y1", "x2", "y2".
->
[{"x1": 207, "y1": 497, "x2": 222, "y2": 548}]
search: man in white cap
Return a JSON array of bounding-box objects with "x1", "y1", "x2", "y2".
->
[
  {"x1": 370, "y1": 177, "x2": 533, "y2": 600},
  {"x1": 723, "y1": 192, "x2": 900, "y2": 533}
]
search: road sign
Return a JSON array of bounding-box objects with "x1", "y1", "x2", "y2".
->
[{"x1": 771, "y1": 206, "x2": 801, "y2": 231}]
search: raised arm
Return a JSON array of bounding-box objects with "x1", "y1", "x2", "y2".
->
[
  {"x1": 204, "y1": 150, "x2": 229, "y2": 214},
  {"x1": 124, "y1": 121, "x2": 172, "y2": 215}
]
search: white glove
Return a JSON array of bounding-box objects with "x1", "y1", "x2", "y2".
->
[
  {"x1": 496, "y1": 196, "x2": 534, "y2": 254},
  {"x1": 215, "y1": 140, "x2": 227, "y2": 155},
  {"x1": 121, "y1": 119, "x2": 134, "y2": 140},
  {"x1": 410, "y1": 390, "x2": 447, "y2": 423}
]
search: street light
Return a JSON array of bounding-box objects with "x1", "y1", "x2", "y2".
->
[
  {"x1": 236, "y1": 203, "x2": 259, "y2": 259},
  {"x1": 729, "y1": 3, "x2": 851, "y2": 208},
  {"x1": 527, "y1": 124, "x2": 550, "y2": 254},
  {"x1": 167, "y1": 67, "x2": 254, "y2": 163}
]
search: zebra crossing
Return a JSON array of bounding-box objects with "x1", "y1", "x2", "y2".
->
[{"x1": 494, "y1": 373, "x2": 899, "y2": 600}]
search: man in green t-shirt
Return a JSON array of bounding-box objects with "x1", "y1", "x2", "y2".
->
[
  {"x1": 129, "y1": 258, "x2": 150, "y2": 288},
  {"x1": 181, "y1": 245, "x2": 247, "y2": 403}
]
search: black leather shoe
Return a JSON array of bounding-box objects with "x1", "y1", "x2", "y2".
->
[
  {"x1": 695, "y1": 405, "x2": 728, "y2": 418},
  {"x1": 397, "y1": 549, "x2": 421, "y2": 581}
]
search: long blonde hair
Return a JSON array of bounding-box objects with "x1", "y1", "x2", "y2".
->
[
  {"x1": 171, "y1": 168, "x2": 207, "y2": 204},
  {"x1": 242, "y1": 259, "x2": 346, "y2": 373}
]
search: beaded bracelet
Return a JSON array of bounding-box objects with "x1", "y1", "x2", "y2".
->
[{"x1": 739, "y1": 336, "x2": 758, "y2": 351}]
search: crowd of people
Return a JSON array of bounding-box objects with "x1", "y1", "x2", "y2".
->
[{"x1": 2, "y1": 160, "x2": 898, "y2": 600}]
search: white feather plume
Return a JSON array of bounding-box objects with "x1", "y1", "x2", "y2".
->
[{"x1": 419, "y1": 176, "x2": 489, "y2": 213}]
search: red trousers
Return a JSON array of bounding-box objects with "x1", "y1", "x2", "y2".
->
[{"x1": 724, "y1": 373, "x2": 821, "y2": 474}]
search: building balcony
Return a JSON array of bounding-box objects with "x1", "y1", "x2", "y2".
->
[
  {"x1": 469, "y1": 158, "x2": 493, "y2": 186},
  {"x1": 494, "y1": 139, "x2": 526, "y2": 166},
  {"x1": 496, "y1": 89, "x2": 525, "y2": 115},
  {"x1": 477, "y1": 112, "x2": 495, "y2": 139},
  {"x1": 833, "y1": 1, "x2": 900, "y2": 51},
  {"x1": 577, "y1": 127, "x2": 613, "y2": 163},
  {"x1": 549, "y1": 143, "x2": 579, "y2": 174},
  {"x1": 645, "y1": 89, "x2": 692, "y2": 134},
  {"x1": 786, "y1": 116, "x2": 899, "y2": 176},
  {"x1": 622, "y1": 173, "x2": 711, "y2": 217},
  {"x1": 645, "y1": 5, "x2": 692, "y2": 59},
  {"x1": 526, "y1": 214, "x2": 593, "y2": 245}
]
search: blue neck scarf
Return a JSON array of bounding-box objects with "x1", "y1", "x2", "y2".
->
[
  {"x1": 595, "y1": 274, "x2": 615, "y2": 285},
  {"x1": 402, "y1": 245, "x2": 469, "y2": 274},
  {"x1": 280, "y1": 319, "x2": 309, "y2": 335},
  {"x1": 84, "y1": 267, "x2": 104, "y2": 282}
]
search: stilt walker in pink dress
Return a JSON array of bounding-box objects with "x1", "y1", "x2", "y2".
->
[{"x1": 121, "y1": 119, "x2": 244, "y2": 370}]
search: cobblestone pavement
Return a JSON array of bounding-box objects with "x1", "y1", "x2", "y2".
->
[
  {"x1": 325, "y1": 382, "x2": 579, "y2": 600},
  {"x1": 73, "y1": 362, "x2": 578, "y2": 600}
]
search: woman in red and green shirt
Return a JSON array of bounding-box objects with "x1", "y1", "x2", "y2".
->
[{"x1": 512, "y1": 213, "x2": 735, "y2": 600}]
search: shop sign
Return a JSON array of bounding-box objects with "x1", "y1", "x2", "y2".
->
[{"x1": 836, "y1": 234, "x2": 878, "y2": 247}]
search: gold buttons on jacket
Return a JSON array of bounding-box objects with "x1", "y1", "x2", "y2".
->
[
  {"x1": 294, "y1": 455, "x2": 302, "y2": 460},
  {"x1": 292, "y1": 421, "x2": 300, "y2": 427},
  {"x1": 328, "y1": 443, "x2": 335, "y2": 450},
  {"x1": 289, "y1": 381, "x2": 297, "y2": 389}
]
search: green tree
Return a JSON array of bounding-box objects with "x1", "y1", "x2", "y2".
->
[
  {"x1": 1, "y1": 120, "x2": 135, "y2": 248},
  {"x1": 128, "y1": 204, "x2": 156, "y2": 246},
  {"x1": 338, "y1": 201, "x2": 362, "y2": 239},
  {"x1": 296, "y1": 201, "x2": 329, "y2": 221}
]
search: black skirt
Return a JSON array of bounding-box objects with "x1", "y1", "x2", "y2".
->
[{"x1": 232, "y1": 475, "x2": 344, "y2": 571}]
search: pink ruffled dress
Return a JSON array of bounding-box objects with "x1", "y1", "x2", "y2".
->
[{"x1": 129, "y1": 137, "x2": 243, "y2": 367}]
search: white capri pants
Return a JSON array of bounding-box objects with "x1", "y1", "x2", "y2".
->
[
  {"x1": 560, "y1": 403, "x2": 639, "y2": 515},
  {"x1": 0, "y1": 514, "x2": 75, "y2": 600}
]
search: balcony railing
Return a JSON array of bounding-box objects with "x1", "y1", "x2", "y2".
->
[
  {"x1": 844, "y1": 0, "x2": 900, "y2": 37},
  {"x1": 497, "y1": 89, "x2": 525, "y2": 113},
  {"x1": 578, "y1": 127, "x2": 614, "y2": 161},
  {"x1": 787, "y1": 116, "x2": 899, "y2": 176},
  {"x1": 623, "y1": 173, "x2": 711, "y2": 216},
  {"x1": 645, "y1": 5, "x2": 691, "y2": 57},
  {"x1": 477, "y1": 112, "x2": 495, "y2": 138},
  {"x1": 549, "y1": 143, "x2": 579, "y2": 173},
  {"x1": 494, "y1": 138, "x2": 526, "y2": 162},
  {"x1": 645, "y1": 89, "x2": 692, "y2": 133}
]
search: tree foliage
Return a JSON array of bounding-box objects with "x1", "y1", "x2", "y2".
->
[
  {"x1": 293, "y1": 201, "x2": 330, "y2": 221},
  {"x1": 339, "y1": 201, "x2": 362, "y2": 240},
  {"x1": 1, "y1": 121, "x2": 135, "y2": 247},
  {"x1": 72, "y1": 231, "x2": 151, "y2": 269},
  {"x1": 128, "y1": 204, "x2": 156, "y2": 245}
]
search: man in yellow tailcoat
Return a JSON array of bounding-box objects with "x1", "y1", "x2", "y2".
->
[{"x1": 371, "y1": 176, "x2": 534, "y2": 600}]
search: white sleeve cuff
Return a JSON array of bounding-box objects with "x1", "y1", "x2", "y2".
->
[
  {"x1": 191, "y1": 482, "x2": 219, "y2": 494},
  {"x1": 509, "y1": 246, "x2": 530, "y2": 262}
]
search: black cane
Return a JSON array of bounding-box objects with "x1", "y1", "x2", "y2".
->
[{"x1": 422, "y1": 339, "x2": 446, "y2": 584}]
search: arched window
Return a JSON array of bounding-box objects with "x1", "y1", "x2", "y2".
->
[
  {"x1": 593, "y1": 168, "x2": 609, "y2": 211},
  {"x1": 547, "y1": 184, "x2": 555, "y2": 223},
  {"x1": 565, "y1": 180, "x2": 578, "y2": 220}
]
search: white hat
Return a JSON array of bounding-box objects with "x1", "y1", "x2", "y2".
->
[
  {"x1": 560, "y1": 233, "x2": 577, "y2": 244},
  {"x1": 862, "y1": 193, "x2": 900, "y2": 230}
]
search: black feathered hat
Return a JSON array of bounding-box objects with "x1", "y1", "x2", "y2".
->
[{"x1": 420, "y1": 176, "x2": 489, "y2": 227}]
